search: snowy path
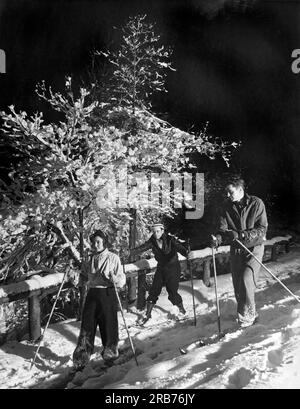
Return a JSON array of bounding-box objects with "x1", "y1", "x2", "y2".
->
[{"x1": 1, "y1": 247, "x2": 300, "y2": 389}]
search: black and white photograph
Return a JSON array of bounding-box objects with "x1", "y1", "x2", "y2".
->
[{"x1": 0, "y1": 0, "x2": 300, "y2": 391}]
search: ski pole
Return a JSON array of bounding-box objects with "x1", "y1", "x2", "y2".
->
[
  {"x1": 235, "y1": 238, "x2": 300, "y2": 304},
  {"x1": 111, "y1": 271, "x2": 139, "y2": 366},
  {"x1": 30, "y1": 266, "x2": 70, "y2": 370},
  {"x1": 211, "y1": 245, "x2": 222, "y2": 336},
  {"x1": 187, "y1": 239, "x2": 197, "y2": 326}
]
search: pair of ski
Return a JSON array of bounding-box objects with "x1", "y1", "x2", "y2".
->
[
  {"x1": 131, "y1": 314, "x2": 193, "y2": 329},
  {"x1": 179, "y1": 315, "x2": 260, "y2": 355},
  {"x1": 46, "y1": 360, "x2": 114, "y2": 389},
  {"x1": 132, "y1": 313, "x2": 228, "y2": 354},
  {"x1": 50, "y1": 346, "x2": 133, "y2": 389}
]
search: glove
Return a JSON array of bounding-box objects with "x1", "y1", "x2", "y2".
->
[
  {"x1": 224, "y1": 230, "x2": 239, "y2": 242},
  {"x1": 237, "y1": 230, "x2": 263, "y2": 247},
  {"x1": 210, "y1": 235, "x2": 220, "y2": 248},
  {"x1": 238, "y1": 231, "x2": 246, "y2": 241}
]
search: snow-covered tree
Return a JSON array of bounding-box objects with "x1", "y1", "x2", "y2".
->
[
  {"x1": 91, "y1": 14, "x2": 237, "y2": 247},
  {"x1": 0, "y1": 15, "x2": 237, "y2": 319},
  {"x1": 102, "y1": 14, "x2": 174, "y2": 111}
]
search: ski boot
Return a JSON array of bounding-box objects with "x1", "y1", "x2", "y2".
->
[
  {"x1": 172, "y1": 302, "x2": 186, "y2": 321},
  {"x1": 137, "y1": 301, "x2": 155, "y2": 326},
  {"x1": 102, "y1": 345, "x2": 119, "y2": 363},
  {"x1": 238, "y1": 307, "x2": 258, "y2": 328},
  {"x1": 178, "y1": 302, "x2": 186, "y2": 315},
  {"x1": 72, "y1": 335, "x2": 92, "y2": 371}
]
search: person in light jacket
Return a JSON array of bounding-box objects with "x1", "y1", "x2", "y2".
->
[
  {"x1": 211, "y1": 176, "x2": 268, "y2": 327},
  {"x1": 73, "y1": 230, "x2": 126, "y2": 369}
]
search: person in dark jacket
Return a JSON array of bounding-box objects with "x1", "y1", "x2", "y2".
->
[
  {"x1": 73, "y1": 230, "x2": 126, "y2": 369},
  {"x1": 211, "y1": 176, "x2": 268, "y2": 327},
  {"x1": 131, "y1": 223, "x2": 189, "y2": 323}
]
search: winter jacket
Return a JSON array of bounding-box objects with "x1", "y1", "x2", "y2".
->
[
  {"x1": 216, "y1": 193, "x2": 268, "y2": 249},
  {"x1": 133, "y1": 233, "x2": 188, "y2": 276},
  {"x1": 87, "y1": 248, "x2": 126, "y2": 289}
]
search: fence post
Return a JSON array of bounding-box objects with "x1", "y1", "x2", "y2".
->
[
  {"x1": 127, "y1": 277, "x2": 137, "y2": 305},
  {"x1": 28, "y1": 295, "x2": 41, "y2": 341},
  {"x1": 285, "y1": 241, "x2": 290, "y2": 253},
  {"x1": 137, "y1": 270, "x2": 147, "y2": 310},
  {"x1": 203, "y1": 258, "x2": 211, "y2": 287},
  {"x1": 271, "y1": 244, "x2": 278, "y2": 261}
]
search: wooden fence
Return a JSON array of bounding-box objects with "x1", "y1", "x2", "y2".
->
[{"x1": 0, "y1": 235, "x2": 292, "y2": 343}]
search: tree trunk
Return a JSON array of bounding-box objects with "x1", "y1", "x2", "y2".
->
[
  {"x1": 78, "y1": 208, "x2": 87, "y2": 321},
  {"x1": 127, "y1": 208, "x2": 137, "y2": 305}
]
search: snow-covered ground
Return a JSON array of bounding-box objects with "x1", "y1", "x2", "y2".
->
[{"x1": 1, "y1": 247, "x2": 300, "y2": 389}]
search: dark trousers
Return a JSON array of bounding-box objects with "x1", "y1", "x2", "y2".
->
[
  {"x1": 147, "y1": 268, "x2": 182, "y2": 306},
  {"x1": 73, "y1": 287, "x2": 119, "y2": 365},
  {"x1": 230, "y1": 245, "x2": 264, "y2": 317}
]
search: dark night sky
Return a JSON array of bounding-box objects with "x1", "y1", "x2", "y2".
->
[{"x1": 0, "y1": 0, "x2": 300, "y2": 228}]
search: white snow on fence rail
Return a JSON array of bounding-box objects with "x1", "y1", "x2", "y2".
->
[
  {"x1": 125, "y1": 235, "x2": 292, "y2": 271},
  {"x1": 0, "y1": 273, "x2": 65, "y2": 300},
  {"x1": 187, "y1": 235, "x2": 292, "y2": 260},
  {"x1": 265, "y1": 235, "x2": 292, "y2": 245},
  {"x1": 0, "y1": 235, "x2": 292, "y2": 300}
]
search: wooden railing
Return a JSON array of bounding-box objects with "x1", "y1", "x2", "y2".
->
[{"x1": 0, "y1": 235, "x2": 292, "y2": 343}]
